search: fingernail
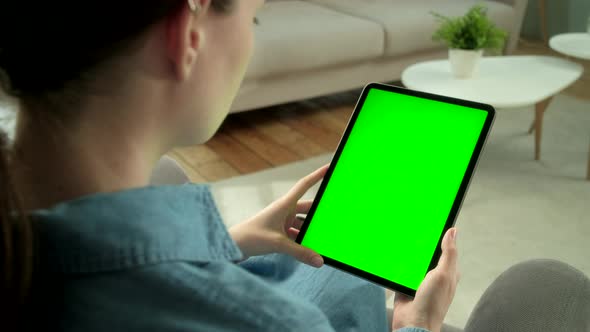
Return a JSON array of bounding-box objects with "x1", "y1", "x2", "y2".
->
[
  {"x1": 452, "y1": 228, "x2": 458, "y2": 241},
  {"x1": 311, "y1": 256, "x2": 324, "y2": 268}
]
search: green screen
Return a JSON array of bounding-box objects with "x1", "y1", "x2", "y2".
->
[{"x1": 301, "y1": 88, "x2": 488, "y2": 290}]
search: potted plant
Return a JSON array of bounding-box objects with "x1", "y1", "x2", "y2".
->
[{"x1": 432, "y1": 5, "x2": 508, "y2": 78}]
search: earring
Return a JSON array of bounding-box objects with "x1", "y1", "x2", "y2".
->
[{"x1": 188, "y1": 0, "x2": 201, "y2": 13}]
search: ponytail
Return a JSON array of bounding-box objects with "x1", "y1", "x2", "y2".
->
[{"x1": 0, "y1": 130, "x2": 34, "y2": 329}]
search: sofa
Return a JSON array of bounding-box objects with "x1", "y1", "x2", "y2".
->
[{"x1": 230, "y1": 0, "x2": 529, "y2": 113}]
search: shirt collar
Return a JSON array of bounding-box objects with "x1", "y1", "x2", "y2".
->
[{"x1": 31, "y1": 184, "x2": 243, "y2": 274}]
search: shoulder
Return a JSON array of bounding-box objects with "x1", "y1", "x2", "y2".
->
[{"x1": 57, "y1": 261, "x2": 334, "y2": 332}]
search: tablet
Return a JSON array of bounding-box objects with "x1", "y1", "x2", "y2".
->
[{"x1": 296, "y1": 83, "x2": 495, "y2": 297}]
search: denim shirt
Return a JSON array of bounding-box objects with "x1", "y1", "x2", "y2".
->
[{"x1": 31, "y1": 184, "x2": 427, "y2": 332}]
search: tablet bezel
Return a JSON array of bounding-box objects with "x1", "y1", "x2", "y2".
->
[{"x1": 295, "y1": 82, "x2": 495, "y2": 297}]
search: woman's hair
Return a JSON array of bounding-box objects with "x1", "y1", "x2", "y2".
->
[{"x1": 0, "y1": 0, "x2": 234, "y2": 328}]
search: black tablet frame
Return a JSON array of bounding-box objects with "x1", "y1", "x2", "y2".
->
[{"x1": 295, "y1": 82, "x2": 495, "y2": 297}]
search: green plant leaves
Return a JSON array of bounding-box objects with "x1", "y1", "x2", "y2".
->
[{"x1": 432, "y1": 5, "x2": 508, "y2": 53}]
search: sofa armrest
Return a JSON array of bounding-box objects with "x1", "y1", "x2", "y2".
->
[{"x1": 488, "y1": 0, "x2": 529, "y2": 54}]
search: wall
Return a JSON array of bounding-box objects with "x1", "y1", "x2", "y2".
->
[{"x1": 521, "y1": 0, "x2": 590, "y2": 40}]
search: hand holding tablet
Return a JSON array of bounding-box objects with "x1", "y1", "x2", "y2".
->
[
  {"x1": 392, "y1": 227, "x2": 459, "y2": 332},
  {"x1": 296, "y1": 83, "x2": 495, "y2": 297}
]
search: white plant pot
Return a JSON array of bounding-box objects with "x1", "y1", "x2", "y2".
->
[{"x1": 449, "y1": 49, "x2": 483, "y2": 79}]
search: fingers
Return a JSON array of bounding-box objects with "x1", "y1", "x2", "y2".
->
[
  {"x1": 291, "y1": 201, "x2": 313, "y2": 231},
  {"x1": 284, "y1": 214, "x2": 305, "y2": 235},
  {"x1": 279, "y1": 239, "x2": 324, "y2": 268},
  {"x1": 437, "y1": 228, "x2": 458, "y2": 274},
  {"x1": 295, "y1": 200, "x2": 314, "y2": 214},
  {"x1": 285, "y1": 165, "x2": 329, "y2": 202},
  {"x1": 293, "y1": 215, "x2": 305, "y2": 230},
  {"x1": 286, "y1": 227, "x2": 299, "y2": 240}
]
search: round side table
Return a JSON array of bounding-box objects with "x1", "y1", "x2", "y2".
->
[{"x1": 549, "y1": 33, "x2": 590, "y2": 180}]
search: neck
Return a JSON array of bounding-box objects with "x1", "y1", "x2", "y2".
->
[{"x1": 12, "y1": 100, "x2": 166, "y2": 211}]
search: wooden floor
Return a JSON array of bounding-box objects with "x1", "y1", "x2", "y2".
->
[
  {"x1": 170, "y1": 93, "x2": 358, "y2": 182},
  {"x1": 170, "y1": 40, "x2": 590, "y2": 183}
]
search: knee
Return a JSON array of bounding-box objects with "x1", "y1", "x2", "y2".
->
[
  {"x1": 502, "y1": 259, "x2": 588, "y2": 287},
  {"x1": 466, "y1": 259, "x2": 590, "y2": 331},
  {"x1": 497, "y1": 259, "x2": 590, "y2": 317}
]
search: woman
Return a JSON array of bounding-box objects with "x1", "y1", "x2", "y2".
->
[
  {"x1": 1, "y1": 1, "x2": 587, "y2": 332},
  {"x1": 0, "y1": 0, "x2": 457, "y2": 330}
]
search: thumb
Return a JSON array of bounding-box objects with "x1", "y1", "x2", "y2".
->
[
  {"x1": 437, "y1": 228, "x2": 458, "y2": 273},
  {"x1": 279, "y1": 239, "x2": 324, "y2": 268}
]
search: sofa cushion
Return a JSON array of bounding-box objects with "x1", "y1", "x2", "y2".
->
[
  {"x1": 306, "y1": 0, "x2": 515, "y2": 57},
  {"x1": 245, "y1": 1, "x2": 384, "y2": 80}
]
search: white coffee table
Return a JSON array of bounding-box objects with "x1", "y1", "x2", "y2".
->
[
  {"x1": 402, "y1": 55, "x2": 583, "y2": 170},
  {"x1": 550, "y1": 33, "x2": 590, "y2": 60},
  {"x1": 549, "y1": 33, "x2": 590, "y2": 180}
]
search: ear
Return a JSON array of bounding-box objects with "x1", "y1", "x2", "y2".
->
[{"x1": 165, "y1": 0, "x2": 211, "y2": 81}]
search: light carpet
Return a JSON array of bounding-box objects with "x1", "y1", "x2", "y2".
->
[{"x1": 212, "y1": 93, "x2": 590, "y2": 328}]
